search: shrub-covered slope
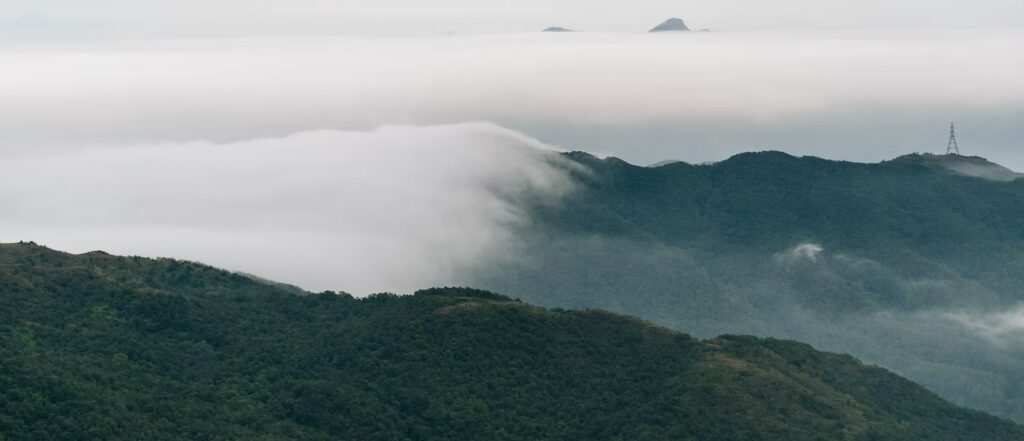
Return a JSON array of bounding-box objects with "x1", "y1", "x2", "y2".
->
[{"x1": 1, "y1": 243, "x2": 1021, "y2": 440}]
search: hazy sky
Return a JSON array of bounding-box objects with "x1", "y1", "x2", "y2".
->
[
  {"x1": 1, "y1": 2, "x2": 1022, "y2": 292},
  {"x1": 3, "y1": 0, "x2": 1023, "y2": 41}
]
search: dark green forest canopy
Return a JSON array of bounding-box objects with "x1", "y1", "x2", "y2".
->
[{"x1": 1, "y1": 243, "x2": 1022, "y2": 440}]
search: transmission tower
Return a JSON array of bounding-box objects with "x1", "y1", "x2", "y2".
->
[{"x1": 946, "y1": 121, "x2": 960, "y2": 155}]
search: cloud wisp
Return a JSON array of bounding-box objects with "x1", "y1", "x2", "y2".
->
[
  {"x1": 945, "y1": 305, "x2": 1024, "y2": 344},
  {"x1": 777, "y1": 243, "x2": 825, "y2": 263}
]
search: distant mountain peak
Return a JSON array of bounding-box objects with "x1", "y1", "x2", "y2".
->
[
  {"x1": 542, "y1": 26, "x2": 575, "y2": 33},
  {"x1": 649, "y1": 18, "x2": 690, "y2": 32}
]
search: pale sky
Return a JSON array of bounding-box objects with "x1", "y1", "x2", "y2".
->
[{"x1": 2, "y1": 0, "x2": 1023, "y2": 41}]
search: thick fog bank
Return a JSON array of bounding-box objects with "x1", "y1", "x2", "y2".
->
[{"x1": 0, "y1": 123, "x2": 574, "y2": 294}]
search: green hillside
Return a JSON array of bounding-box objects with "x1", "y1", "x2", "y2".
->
[
  {"x1": 469, "y1": 151, "x2": 1024, "y2": 421},
  {"x1": 2, "y1": 243, "x2": 1021, "y2": 440}
]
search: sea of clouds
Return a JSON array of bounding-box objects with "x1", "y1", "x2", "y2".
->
[{"x1": 2, "y1": 30, "x2": 1023, "y2": 293}]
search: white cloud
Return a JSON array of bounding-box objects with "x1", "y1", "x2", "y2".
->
[
  {"x1": 0, "y1": 122, "x2": 575, "y2": 294},
  {"x1": 778, "y1": 243, "x2": 825, "y2": 263}
]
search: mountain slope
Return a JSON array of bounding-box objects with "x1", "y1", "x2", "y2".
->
[
  {"x1": 469, "y1": 151, "x2": 1024, "y2": 421},
  {"x1": 2, "y1": 243, "x2": 1021, "y2": 440}
]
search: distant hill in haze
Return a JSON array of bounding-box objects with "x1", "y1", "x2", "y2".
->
[
  {"x1": 649, "y1": 18, "x2": 690, "y2": 32},
  {"x1": 469, "y1": 150, "x2": 1024, "y2": 422},
  {"x1": 2, "y1": 242, "x2": 1022, "y2": 440}
]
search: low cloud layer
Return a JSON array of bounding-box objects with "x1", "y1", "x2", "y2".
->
[
  {"x1": 0, "y1": 123, "x2": 574, "y2": 294},
  {"x1": 1, "y1": 31, "x2": 1022, "y2": 168}
]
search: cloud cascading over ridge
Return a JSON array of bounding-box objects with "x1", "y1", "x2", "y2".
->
[
  {"x1": 1, "y1": 27, "x2": 1022, "y2": 293},
  {"x1": 0, "y1": 123, "x2": 575, "y2": 294}
]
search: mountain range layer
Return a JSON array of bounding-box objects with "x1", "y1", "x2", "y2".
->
[{"x1": 468, "y1": 151, "x2": 1024, "y2": 422}]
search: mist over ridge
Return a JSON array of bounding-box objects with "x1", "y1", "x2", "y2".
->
[
  {"x1": 2, "y1": 11, "x2": 1023, "y2": 428},
  {"x1": 5, "y1": 1, "x2": 1024, "y2": 438},
  {"x1": 465, "y1": 147, "x2": 1024, "y2": 421},
  {"x1": 8, "y1": 130, "x2": 1024, "y2": 421}
]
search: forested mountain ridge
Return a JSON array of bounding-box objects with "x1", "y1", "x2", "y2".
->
[
  {"x1": 2, "y1": 243, "x2": 1022, "y2": 440},
  {"x1": 470, "y1": 150, "x2": 1024, "y2": 422},
  {"x1": 553, "y1": 151, "x2": 1024, "y2": 260}
]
